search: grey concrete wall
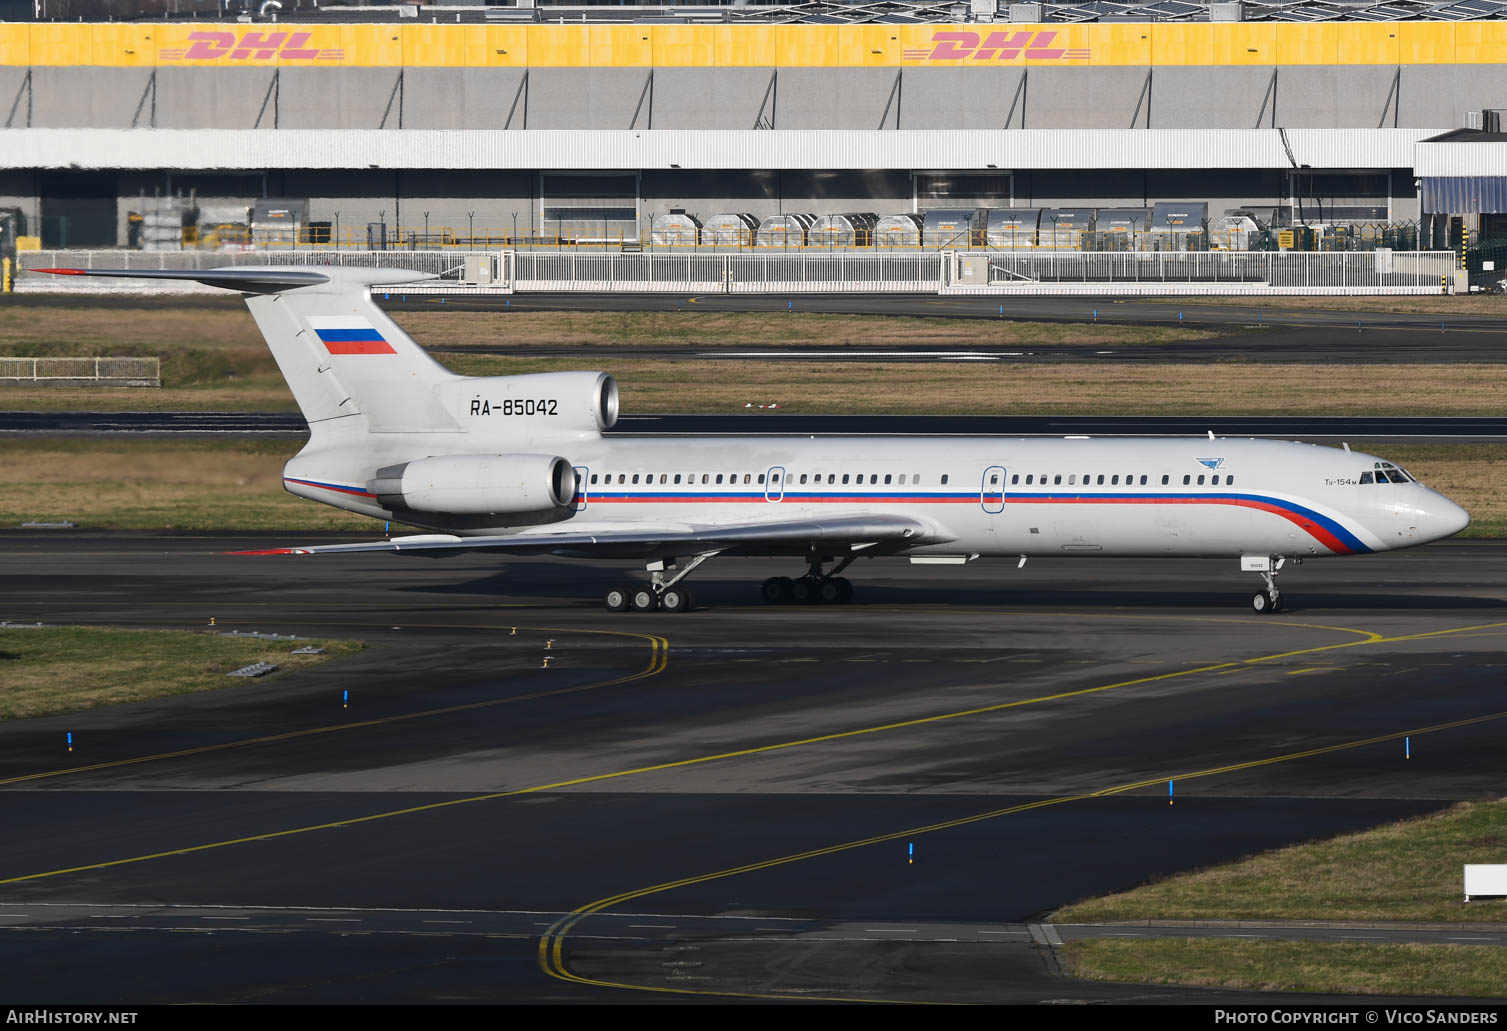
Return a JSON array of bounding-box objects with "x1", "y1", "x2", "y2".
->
[
  {"x1": 1397, "y1": 65, "x2": 1507, "y2": 130},
  {"x1": 402, "y1": 68, "x2": 528, "y2": 130},
  {"x1": 1274, "y1": 65, "x2": 1399, "y2": 130},
  {"x1": 1, "y1": 67, "x2": 30, "y2": 128},
  {"x1": 898, "y1": 68, "x2": 1026, "y2": 130},
  {"x1": 9, "y1": 64, "x2": 1501, "y2": 132},
  {"x1": 1024, "y1": 67, "x2": 1150, "y2": 129},
  {"x1": 527, "y1": 68, "x2": 652, "y2": 131},
  {"x1": 1152, "y1": 67, "x2": 1276, "y2": 130},
  {"x1": 652, "y1": 68, "x2": 774, "y2": 130},
  {"x1": 774, "y1": 69, "x2": 897, "y2": 131},
  {"x1": 155, "y1": 68, "x2": 277, "y2": 129},
  {"x1": 30, "y1": 67, "x2": 154, "y2": 128},
  {"x1": 278, "y1": 68, "x2": 402, "y2": 130}
]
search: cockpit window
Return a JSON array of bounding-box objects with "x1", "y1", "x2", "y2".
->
[
  {"x1": 1359, "y1": 471, "x2": 1374, "y2": 485},
  {"x1": 1369, "y1": 461, "x2": 1417, "y2": 485}
]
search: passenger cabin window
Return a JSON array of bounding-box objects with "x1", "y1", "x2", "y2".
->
[
  {"x1": 1182, "y1": 475, "x2": 1191, "y2": 485},
  {"x1": 590, "y1": 474, "x2": 598, "y2": 484},
  {"x1": 715, "y1": 474, "x2": 723, "y2": 484},
  {"x1": 1011, "y1": 474, "x2": 1019, "y2": 485},
  {"x1": 744, "y1": 474, "x2": 752, "y2": 484},
  {"x1": 1053, "y1": 475, "x2": 1062, "y2": 485},
  {"x1": 799, "y1": 473, "x2": 808, "y2": 484},
  {"x1": 885, "y1": 474, "x2": 893, "y2": 485},
  {"x1": 660, "y1": 474, "x2": 668, "y2": 484},
  {"x1": 1197, "y1": 474, "x2": 1205, "y2": 485},
  {"x1": 1097, "y1": 474, "x2": 1105, "y2": 485},
  {"x1": 841, "y1": 474, "x2": 850, "y2": 484},
  {"x1": 1161, "y1": 475, "x2": 1169, "y2": 485},
  {"x1": 632, "y1": 474, "x2": 640, "y2": 484},
  {"x1": 1068, "y1": 474, "x2": 1077, "y2": 486},
  {"x1": 673, "y1": 474, "x2": 681, "y2": 484},
  {"x1": 1025, "y1": 474, "x2": 1033, "y2": 485},
  {"x1": 1140, "y1": 475, "x2": 1148, "y2": 485},
  {"x1": 1111, "y1": 475, "x2": 1119, "y2": 485},
  {"x1": 757, "y1": 474, "x2": 765, "y2": 484},
  {"x1": 940, "y1": 474, "x2": 949, "y2": 485},
  {"x1": 989, "y1": 473, "x2": 999, "y2": 486},
  {"x1": 1227, "y1": 474, "x2": 1235, "y2": 485}
]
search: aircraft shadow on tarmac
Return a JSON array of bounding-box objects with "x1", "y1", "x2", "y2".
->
[{"x1": 398, "y1": 562, "x2": 1506, "y2": 613}]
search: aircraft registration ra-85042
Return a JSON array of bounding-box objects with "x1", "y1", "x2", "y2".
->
[{"x1": 40, "y1": 266, "x2": 1470, "y2": 615}]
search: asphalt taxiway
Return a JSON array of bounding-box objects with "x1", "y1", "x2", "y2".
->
[{"x1": 2, "y1": 532, "x2": 1505, "y2": 1003}]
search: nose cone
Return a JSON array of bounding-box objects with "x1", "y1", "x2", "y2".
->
[{"x1": 1425, "y1": 495, "x2": 1471, "y2": 542}]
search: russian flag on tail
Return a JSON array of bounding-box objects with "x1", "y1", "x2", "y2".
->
[{"x1": 306, "y1": 315, "x2": 396, "y2": 355}]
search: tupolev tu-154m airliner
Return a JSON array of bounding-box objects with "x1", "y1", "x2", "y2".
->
[{"x1": 41, "y1": 266, "x2": 1470, "y2": 615}]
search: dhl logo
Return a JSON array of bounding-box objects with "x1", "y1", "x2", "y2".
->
[
  {"x1": 158, "y1": 31, "x2": 344, "y2": 62},
  {"x1": 902, "y1": 31, "x2": 1089, "y2": 62}
]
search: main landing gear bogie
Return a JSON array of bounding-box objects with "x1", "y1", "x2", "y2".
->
[
  {"x1": 764, "y1": 574, "x2": 854, "y2": 605},
  {"x1": 602, "y1": 582, "x2": 696, "y2": 614}
]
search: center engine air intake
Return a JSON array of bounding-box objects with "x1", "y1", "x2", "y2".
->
[{"x1": 369, "y1": 454, "x2": 576, "y2": 515}]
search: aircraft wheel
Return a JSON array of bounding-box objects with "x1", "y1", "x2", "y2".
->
[
  {"x1": 604, "y1": 585, "x2": 631, "y2": 613},
  {"x1": 660, "y1": 587, "x2": 692, "y2": 613},
  {"x1": 761, "y1": 577, "x2": 793, "y2": 604},
  {"x1": 631, "y1": 586, "x2": 659, "y2": 612},
  {"x1": 834, "y1": 577, "x2": 854, "y2": 604},
  {"x1": 1251, "y1": 591, "x2": 1279, "y2": 615},
  {"x1": 791, "y1": 578, "x2": 817, "y2": 604},
  {"x1": 817, "y1": 579, "x2": 842, "y2": 604}
]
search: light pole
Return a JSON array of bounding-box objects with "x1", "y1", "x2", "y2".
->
[
  {"x1": 511, "y1": 211, "x2": 518, "y2": 246},
  {"x1": 467, "y1": 211, "x2": 475, "y2": 248}
]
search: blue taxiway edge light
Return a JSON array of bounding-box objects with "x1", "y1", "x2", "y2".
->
[
  {"x1": 343, "y1": 689, "x2": 349, "y2": 709},
  {"x1": 66, "y1": 731, "x2": 72, "y2": 752},
  {"x1": 1169, "y1": 779, "x2": 1174, "y2": 805},
  {"x1": 1406, "y1": 736, "x2": 1411, "y2": 759}
]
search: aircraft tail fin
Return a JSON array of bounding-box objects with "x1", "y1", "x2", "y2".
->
[{"x1": 35, "y1": 266, "x2": 461, "y2": 435}]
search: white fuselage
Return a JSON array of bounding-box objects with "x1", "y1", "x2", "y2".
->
[{"x1": 285, "y1": 434, "x2": 1469, "y2": 560}]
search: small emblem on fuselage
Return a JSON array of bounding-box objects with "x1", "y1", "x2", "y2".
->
[{"x1": 1196, "y1": 457, "x2": 1226, "y2": 470}]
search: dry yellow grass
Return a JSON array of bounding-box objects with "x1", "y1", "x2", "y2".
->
[
  {"x1": 1064, "y1": 939, "x2": 1507, "y2": 998},
  {"x1": 1054, "y1": 799, "x2": 1507, "y2": 925},
  {"x1": 0, "y1": 625, "x2": 363, "y2": 720}
]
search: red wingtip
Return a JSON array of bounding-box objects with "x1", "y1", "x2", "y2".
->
[
  {"x1": 34, "y1": 268, "x2": 87, "y2": 276},
  {"x1": 224, "y1": 548, "x2": 303, "y2": 556}
]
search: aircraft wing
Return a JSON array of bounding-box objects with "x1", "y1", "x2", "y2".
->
[{"x1": 228, "y1": 514, "x2": 946, "y2": 559}]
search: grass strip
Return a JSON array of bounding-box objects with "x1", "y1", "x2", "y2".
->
[
  {"x1": 1054, "y1": 798, "x2": 1507, "y2": 925},
  {"x1": 0, "y1": 625, "x2": 363, "y2": 720},
  {"x1": 1063, "y1": 939, "x2": 1507, "y2": 998}
]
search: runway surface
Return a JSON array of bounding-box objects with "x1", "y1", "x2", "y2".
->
[
  {"x1": 5, "y1": 411, "x2": 1506, "y2": 443},
  {"x1": 2, "y1": 531, "x2": 1505, "y2": 1003}
]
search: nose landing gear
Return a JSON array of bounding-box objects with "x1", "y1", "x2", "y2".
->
[{"x1": 1243, "y1": 554, "x2": 1289, "y2": 615}]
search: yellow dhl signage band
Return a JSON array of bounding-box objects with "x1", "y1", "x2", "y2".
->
[{"x1": 1, "y1": 21, "x2": 1505, "y2": 69}]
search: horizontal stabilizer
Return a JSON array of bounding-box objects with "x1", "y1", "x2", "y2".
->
[{"x1": 32, "y1": 266, "x2": 436, "y2": 294}]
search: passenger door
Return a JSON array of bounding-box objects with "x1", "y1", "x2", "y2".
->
[
  {"x1": 765, "y1": 466, "x2": 786, "y2": 503},
  {"x1": 980, "y1": 465, "x2": 1006, "y2": 514}
]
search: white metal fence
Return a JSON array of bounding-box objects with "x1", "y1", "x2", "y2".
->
[
  {"x1": 14, "y1": 249, "x2": 1458, "y2": 295},
  {"x1": 977, "y1": 250, "x2": 1455, "y2": 290},
  {"x1": 0, "y1": 356, "x2": 160, "y2": 386}
]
